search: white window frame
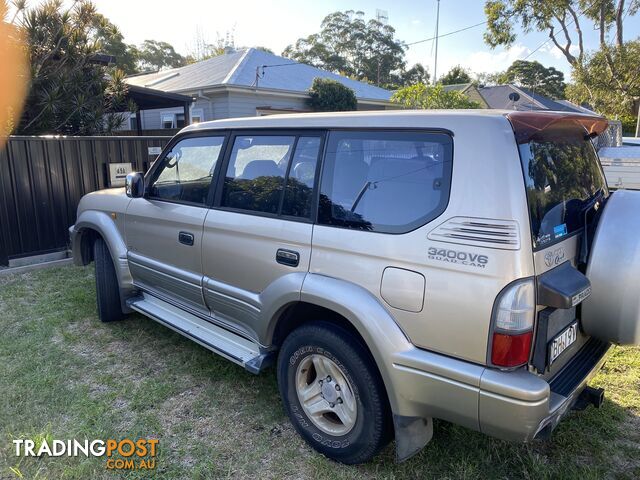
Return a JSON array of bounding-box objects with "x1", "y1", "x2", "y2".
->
[
  {"x1": 190, "y1": 107, "x2": 204, "y2": 124},
  {"x1": 161, "y1": 113, "x2": 175, "y2": 129}
]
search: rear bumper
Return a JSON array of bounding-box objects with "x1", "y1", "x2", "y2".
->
[{"x1": 390, "y1": 338, "x2": 610, "y2": 442}]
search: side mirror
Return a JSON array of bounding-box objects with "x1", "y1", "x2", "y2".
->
[{"x1": 125, "y1": 172, "x2": 145, "y2": 198}]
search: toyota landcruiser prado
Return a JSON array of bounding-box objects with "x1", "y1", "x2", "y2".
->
[{"x1": 70, "y1": 110, "x2": 640, "y2": 464}]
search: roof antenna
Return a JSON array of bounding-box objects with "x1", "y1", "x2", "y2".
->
[{"x1": 253, "y1": 65, "x2": 265, "y2": 89}]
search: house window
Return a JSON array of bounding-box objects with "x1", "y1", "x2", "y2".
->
[
  {"x1": 129, "y1": 114, "x2": 138, "y2": 131},
  {"x1": 161, "y1": 114, "x2": 175, "y2": 129},
  {"x1": 176, "y1": 113, "x2": 186, "y2": 129},
  {"x1": 191, "y1": 108, "x2": 203, "y2": 124}
]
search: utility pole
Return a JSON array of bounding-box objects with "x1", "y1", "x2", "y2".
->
[{"x1": 433, "y1": 0, "x2": 440, "y2": 84}]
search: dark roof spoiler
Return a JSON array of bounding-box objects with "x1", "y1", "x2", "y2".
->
[{"x1": 505, "y1": 111, "x2": 608, "y2": 144}]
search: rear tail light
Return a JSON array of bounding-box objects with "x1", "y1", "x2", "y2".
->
[{"x1": 490, "y1": 279, "x2": 536, "y2": 368}]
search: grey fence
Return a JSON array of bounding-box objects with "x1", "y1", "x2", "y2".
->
[{"x1": 0, "y1": 135, "x2": 172, "y2": 266}]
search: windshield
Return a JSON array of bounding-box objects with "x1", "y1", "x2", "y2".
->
[{"x1": 518, "y1": 126, "x2": 607, "y2": 250}]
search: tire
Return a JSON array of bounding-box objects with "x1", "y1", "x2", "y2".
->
[
  {"x1": 93, "y1": 237, "x2": 125, "y2": 323},
  {"x1": 277, "y1": 321, "x2": 392, "y2": 464}
]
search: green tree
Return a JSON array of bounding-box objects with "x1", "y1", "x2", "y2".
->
[
  {"x1": 402, "y1": 63, "x2": 430, "y2": 86},
  {"x1": 137, "y1": 39, "x2": 186, "y2": 71},
  {"x1": 308, "y1": 78, "x2": 357, "y2": 112},
  {"x1": 90, "y1": 13, "x2": 139, "y2": 74},
  {"x1": 439, "y1": 65, "x2": 472, "y2": 85},
  {"x1": 567, "y1": 40, "x2": 640, "y2": 125},
  {"x1": 391, "y1": 84, "x2": 482, "y2": 109},
  {"x1": 283, "y1": 10, "x2": 406, "y2": 87},
  {"x1": 255, "y1": 46, "x2": 274, "y2": 54},
  {"x1": 500, "y1": 60, "x2": 566, "y2": 98},
  {"x1": 484, "y1": 1, "x2": 639, "y2": 66},
  {"x1": 11, "y1": 0, "x2": 129, "y2": 135},
  {"x1": 473, "y1": 71, "x2": 504, "y2": 86},
  {"x1": 483, "y1": 1, "x2": 639, "y2": 121}
]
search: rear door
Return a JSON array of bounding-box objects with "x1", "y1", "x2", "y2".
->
[
  {"x1": 201, "y1": 131, "x2": 323, "y2": 341},
  {"x1": 125, "y1": 134, "x2": 227, "y2": 314},
  {"x1": 308, "y1": 130, "x2": 471, "y2": 358},
  {"x1": 515, "y1": 121, "x2": 609, "y2": 377}
]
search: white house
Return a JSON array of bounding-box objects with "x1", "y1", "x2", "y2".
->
[{"x1": 123, "y1": 48, "x2": 395, "y2": 130}]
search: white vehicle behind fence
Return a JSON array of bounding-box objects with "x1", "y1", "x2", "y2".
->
[{"x1": 599, "y1": 145, "x2": 640, "y2": 190}]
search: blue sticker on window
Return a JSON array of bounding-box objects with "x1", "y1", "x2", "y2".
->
[{"x1": 554, "y1": 223, "x2": 568, "y2": 238}]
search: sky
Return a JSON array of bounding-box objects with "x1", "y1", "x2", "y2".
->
[{"x1": 91, "y1": 0, "x2": 640, "y2": 80}]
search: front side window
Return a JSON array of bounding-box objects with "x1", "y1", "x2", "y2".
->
[
  {"x1": 149, "y1": 136, "x2": 225, "y2": 205},
  {"x1": 518, "y1": 126, "x2": 607, "y2": 249},
  {"x1": 318, "y1": 130, "x2": 453, "y2": 233},
  {"x1": 221, "y1": 135, "x2": 321, "y2": 218}
]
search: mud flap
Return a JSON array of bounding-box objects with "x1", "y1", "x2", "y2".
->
[
  {"x1": 393, "y1": 415, "x2": 433, "y2": 462},
  {"x1": 583, "y1": 190, "x2": 640, "y2": 345}
]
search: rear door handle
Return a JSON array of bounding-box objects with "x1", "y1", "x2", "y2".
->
[
  {"x1": 276, "y1": 249, "x2": 299, "y2": 267},
  {"x1": 178, "y1": 231, "x2": 195, "y2": 246}
]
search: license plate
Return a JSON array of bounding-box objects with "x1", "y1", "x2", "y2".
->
[{"x1": 549, "y1": 322, "x2": 578, "y2": 364}]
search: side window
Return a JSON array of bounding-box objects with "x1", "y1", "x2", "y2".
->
[
  {"x1": 282, "y1": 137, "x2": 321, "y2": 217},
  {"x1": 149, "y1": 136, "x2": 225, "y2": 205},
  {"x1": 318, "y1": 131, "x2": 453, "y2": 233},
  {"x1": 221, "y1": 135, "x2": 321, "y2": 218}
]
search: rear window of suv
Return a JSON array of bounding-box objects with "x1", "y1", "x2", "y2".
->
[
  {"x1": 318, "y1": 130, "x2": 453, "y2": 233},
  {"x1": 518, "y1": 126, "x2": 607, "y2": 249}
]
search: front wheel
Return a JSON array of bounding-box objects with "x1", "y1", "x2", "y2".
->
[
  {"x1": 277, "y1": 321, "x2": 392, "y2": 464},
  {"x1": 93, "y1": 237, "x2": 126, "y2": 323}
]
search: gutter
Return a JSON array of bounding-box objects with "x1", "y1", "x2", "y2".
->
[{"x1": 170, "y1": 84, "x2": 394, "y2": 106}]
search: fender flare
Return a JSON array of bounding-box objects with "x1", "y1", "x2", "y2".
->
[
  {"x1": 72, "y1": 210, "x2": 135, "y2": 295},
  {"x1": 298, "y1": 273, "x2": 433, "y2": 461},
  {"x1": 295, "y1": 274, "x2": 413, "y2": 412}
]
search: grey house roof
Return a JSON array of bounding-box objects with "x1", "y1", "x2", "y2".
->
[
  {"x1": 477, "y1": 84, "x2": 592, "y2": 113},
  {"x1": 442, "y1": 83, "x2": 472, "y2": 92},
  {"x1": 126, "y1": 48, "x2": 393, "y2": 102}
]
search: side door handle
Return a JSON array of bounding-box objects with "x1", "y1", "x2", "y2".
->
[
  {"x1": 178, "y1": 231, "x2": 195, "y2": 246},
  {"x1": 276, "y1": 249, "x2": 300, "y2": 267}
]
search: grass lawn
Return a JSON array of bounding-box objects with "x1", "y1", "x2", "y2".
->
[{"x1": 0, "y1": 266, "x2": 639, "y2": 479}]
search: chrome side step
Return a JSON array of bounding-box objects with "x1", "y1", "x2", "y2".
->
[{"x1": 127, "y1": 293, "x2": 266, "y2": 373}]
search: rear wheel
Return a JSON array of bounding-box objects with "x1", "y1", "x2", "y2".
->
[
  {"x1": 93, "y1": 237, "x2": 125, "y2": 323},
  {"x1": 277, "y1": 321, "x2": 392, "y2": 464}
]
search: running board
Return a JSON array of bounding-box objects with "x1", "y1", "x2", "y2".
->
[{"x1": 127, "y1": 294, "x2": 266, "y2": 374}]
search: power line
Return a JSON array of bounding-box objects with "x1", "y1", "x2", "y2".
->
[
  {"x1": 260, "y1": 62, "x2": 299, "y2": 69},
  {"x1": 406, "y1": 20, "x2": 488, "y2": 47},
  {"x1": 253, "y1": 61, "x2": 300, "y2": 87}
]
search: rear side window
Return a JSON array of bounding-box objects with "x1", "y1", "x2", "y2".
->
[
  {"x1": 518, "y1": 127, "x2": 607, "y2": 249},
  {"x1": 318, "y1": 130, "x2": 453, "y2": 233},
  {"x1": 221, "y1": 135, "x2": 321, "y2": 218},
  {"x1": 282, "y1": 137, "x2": 321, "y2": 218},
  {"x1": 222, "y1": 135, "x2": 295, "y2": 214}
]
